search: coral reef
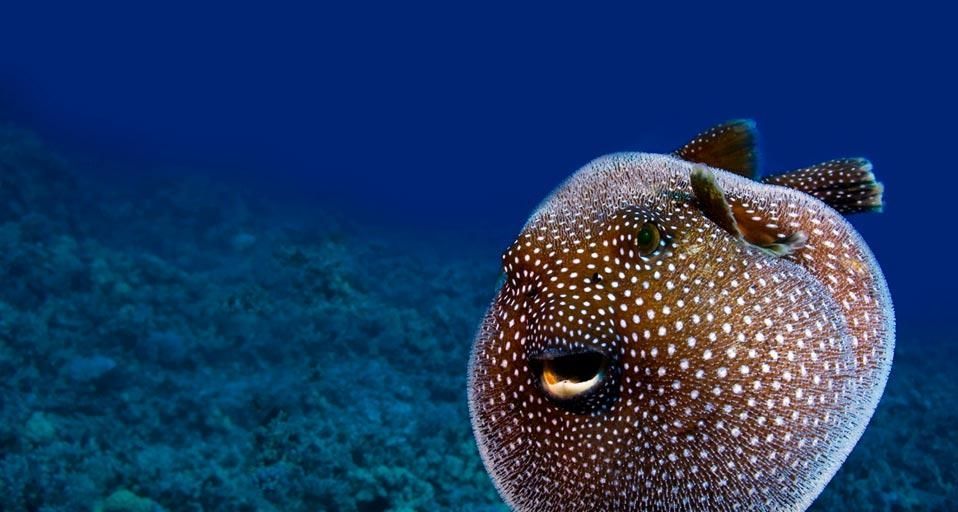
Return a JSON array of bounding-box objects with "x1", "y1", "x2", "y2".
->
[{"x1": 0, "y1": 125, "x2": 953, "y2": 511}]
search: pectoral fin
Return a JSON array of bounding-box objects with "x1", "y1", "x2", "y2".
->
[
  {"x1": 675, "y1": 119, "x2": 760, "y2": 180},
  {"x1": 728, "y1": 201, "x2": 807, "y2": 257},
  {"x1": 690, "y1": 165, "x2": 742, "y2": 238},
  {"x1": 691, "y1": 165, "x2": 806, "y2": 257}
]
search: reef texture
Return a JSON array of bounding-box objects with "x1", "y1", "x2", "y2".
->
[{"x1": 0, "y1": 127, "x2": 952, "y2": 511}]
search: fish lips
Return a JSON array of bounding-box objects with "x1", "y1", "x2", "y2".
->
[{"x1": 528, "y1": 343, "x2": 621, "y2": 414}]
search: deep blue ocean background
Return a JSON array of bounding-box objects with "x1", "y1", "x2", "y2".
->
[{"x1": 0, "y1": 3, "x2": 955, "y2": 511}]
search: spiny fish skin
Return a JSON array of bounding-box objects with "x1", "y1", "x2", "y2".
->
[{"x1": 468, "y1": 140, "x2": 894, "y2": 511}]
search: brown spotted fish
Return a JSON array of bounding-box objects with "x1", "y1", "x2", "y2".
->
[{"x1": 468, "y1": 120, "x2": 894, "y2": 511}]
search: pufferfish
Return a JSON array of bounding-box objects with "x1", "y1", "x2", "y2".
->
[{"x1": 468, "y1": 120, "x2": 894, "y2": 511}]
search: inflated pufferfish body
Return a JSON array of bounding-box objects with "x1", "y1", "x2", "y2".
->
[{"x1": 468, "y1": 121, "x2": 894, "y2": 512}]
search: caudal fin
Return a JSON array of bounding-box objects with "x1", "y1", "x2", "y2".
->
[{"x1": 762, "y1": 158, "x2": 884, "y2": 214}]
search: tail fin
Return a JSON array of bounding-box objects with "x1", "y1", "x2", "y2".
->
[{"x1": 762, "y1": 158, "x2": 883, "y2": 214}]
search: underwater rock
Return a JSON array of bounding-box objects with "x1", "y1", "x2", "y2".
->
[
  {"x1": 136, "y1": 331, "x2": 188, "y2": 366},
  {"x1": 24, "y1": 411, "x2": 56, "y2": 444},
  {"x1": 0, "y1": 125, "x2": 78, "y2": 223},
  {"x1": 100, "y1": 488, "x2": 159, "y2": 512},
  {"x1": 64, "y1": 355, "x2": 117, "y2": 382},
  {"x1": 230, "y1": 231, "x2": 257, "y2": 251}
]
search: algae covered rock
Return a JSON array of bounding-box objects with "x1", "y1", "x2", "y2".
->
[
  {"x1": 99, "y1": 488, "x2": 159, "y2": 512},
  {"x1": 0, "y1": 125, "x2": 78, "y2": 223},
  {"x1": 24, "y1": 411, "x2": 56, "y2": 444},
  {"x1": 64, "y1": 355, "x2": 117, "y2": 382}
]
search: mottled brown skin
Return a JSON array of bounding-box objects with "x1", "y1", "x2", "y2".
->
[{"x1": 469, "y1": 150, "x2": 893, "y2": 512}]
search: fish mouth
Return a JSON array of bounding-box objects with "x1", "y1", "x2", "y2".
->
[{"x1": 530, "y1": 346, "x2": 612, "y2": 402}]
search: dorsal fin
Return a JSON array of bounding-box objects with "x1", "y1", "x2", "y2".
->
[
  {"x1": 762, "y1": 158, "x2": 883, "y2": 214},
  {"x1": 674, "y1": 119, "x2": 760, "y2": 180},
  {"x1": 691, "y1": 165, "x2": 806, "y2": 257}
]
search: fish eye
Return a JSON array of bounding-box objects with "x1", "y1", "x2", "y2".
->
[
  {"x1": 636, "y1": 221, "x2": 661, "y2": 256},
  {"x1": 533, "y1": 350, "x2": 609, "y2": 401}
]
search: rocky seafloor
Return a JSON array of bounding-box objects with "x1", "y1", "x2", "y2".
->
[{"x1": 0, "y1": 126, "x2": 953, "y2": 511}]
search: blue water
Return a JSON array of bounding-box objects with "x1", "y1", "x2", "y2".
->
[{"x1": 0, "y1": 3, "x2": 954, "y2": 511}]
